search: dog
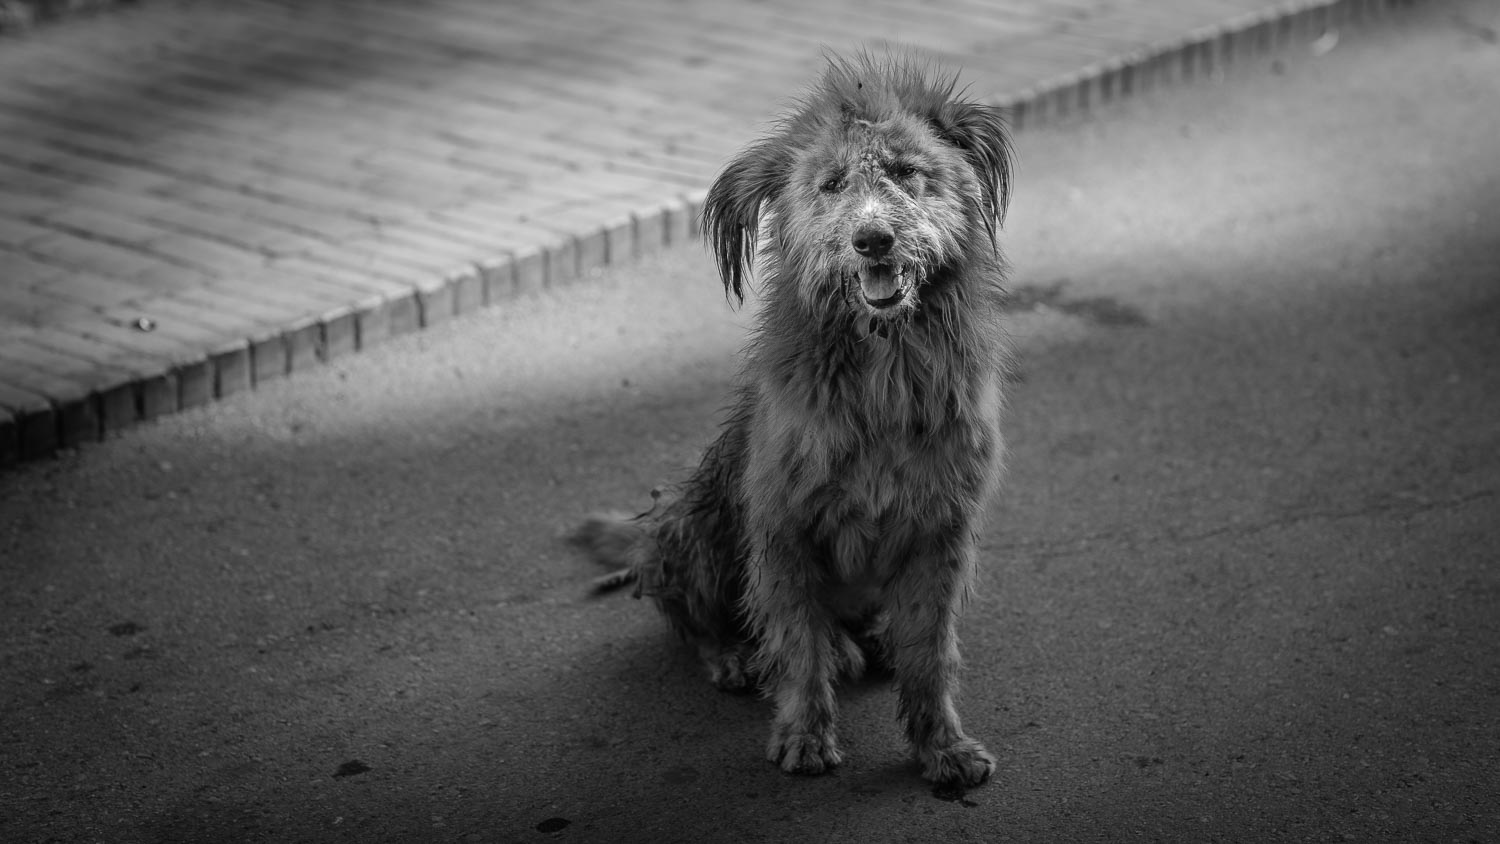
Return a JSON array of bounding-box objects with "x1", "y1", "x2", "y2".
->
[{"x1": 573, "y1": 52, "x2": 1013, "y2": 788}]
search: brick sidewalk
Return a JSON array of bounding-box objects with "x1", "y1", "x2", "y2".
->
[{"x1": 0, "y1": 0, "x2": 1412, "y2": 464}]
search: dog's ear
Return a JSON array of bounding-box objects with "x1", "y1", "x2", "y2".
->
[
  {"x1": 702, "y1": 141, "x2": 787, "y2": 302},
  {"x1": 930, "y1": 101, "x2": 1014, "y2": 244}
]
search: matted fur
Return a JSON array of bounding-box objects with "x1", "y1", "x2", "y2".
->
[{"x1": 574, "y1": 52, "x2": 1013, "y2": 787}]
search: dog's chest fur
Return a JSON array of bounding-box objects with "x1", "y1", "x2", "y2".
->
[{"x1": 742, "y1": 297, "x2": 1005, "y2": 587}]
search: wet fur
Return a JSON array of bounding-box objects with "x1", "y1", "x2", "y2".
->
[{"x1": 574, "y1": 53, "x2": 1013, "y2": 787}]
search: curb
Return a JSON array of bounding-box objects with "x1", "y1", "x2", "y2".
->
[
  {"x1": 1000, "y1": 0, "x2": 1416, "y2": 129},
  {"x1": 0, "y1": 0, "x2": 1424, "y2": 468}
]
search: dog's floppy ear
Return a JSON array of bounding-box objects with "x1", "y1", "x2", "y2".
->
[
  {"x1": 930, "y1": 101, "x2": 1014, "y2": 245},
  {"x1": 702, "y1": 141, "x2": 787, "y2": 302}
]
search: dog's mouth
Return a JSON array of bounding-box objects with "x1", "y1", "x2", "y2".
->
[{"x1": 857, "y1": 263, "x2": 914, "y2": 311}]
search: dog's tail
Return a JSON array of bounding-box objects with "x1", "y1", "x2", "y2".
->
[{"x1": 569, "y1": 512, "x2": 650, "y2": 595}]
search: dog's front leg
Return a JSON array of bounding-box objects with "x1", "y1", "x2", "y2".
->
[
  {"x1": 748, "y1": 534, "x2": 844, "y2": 775},
  {"x1": 887, "y1": 534, "x2": 996, "y2": 787}
]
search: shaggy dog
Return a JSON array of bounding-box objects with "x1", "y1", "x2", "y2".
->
[{"x1": 575, "y1": 53, "x2": 1013, "y2": 788}]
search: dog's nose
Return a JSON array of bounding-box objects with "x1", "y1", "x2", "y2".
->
[{"x1": 851, "y1": 222, "x2": 895, "y2": 259}]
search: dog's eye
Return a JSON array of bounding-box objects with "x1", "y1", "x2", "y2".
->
[
  {"x1": 891, "y1": 162, "x2": 919, "y2": 180},
  {"x1": 819, "y1": 174, "x2": 844, "y2": 193}
]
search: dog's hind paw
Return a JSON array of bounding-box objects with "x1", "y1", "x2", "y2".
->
[
  {"x1": 917, "y1": 737, "x2": 996, "y2": 787},
  {"x1": 702, "y1": 646, "x2": 753, "y2": 693},
  {"x1": 768, "y1": 726, "x2": 844, "y2": 775}
]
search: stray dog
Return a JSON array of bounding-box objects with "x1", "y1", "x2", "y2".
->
[{"x1": 574, "y1": 52, "x2": 1013, "y2": 787}]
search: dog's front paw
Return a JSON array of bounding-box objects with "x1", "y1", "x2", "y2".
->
[
  {"x1": 767, "y1": 724, "x2": 843, "y2": 775},
  {"x1": 917, "y1": 737, "x2": 995, "y2": 787}
]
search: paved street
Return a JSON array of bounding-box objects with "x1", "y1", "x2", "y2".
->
[{"x1": 3, "y1": 0, "x2": 1499, "y2": 842}]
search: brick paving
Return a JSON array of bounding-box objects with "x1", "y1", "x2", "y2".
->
[{"x1": 0, "y1": 0, "x2": 1414, "y2": 464}]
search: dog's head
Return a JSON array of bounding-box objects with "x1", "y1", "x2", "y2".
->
[{"x1": 703, "y1": 52, "x2": 1013, "y2": 324}]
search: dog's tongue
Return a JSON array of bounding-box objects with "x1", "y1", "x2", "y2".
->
[{"x1": 860, "y1": 265, "x2": 902, "y2": 303}]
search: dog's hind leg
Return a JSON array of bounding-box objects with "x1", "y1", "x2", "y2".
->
[
  {"x1": 885, "y1": 533, "x2": 996, "y2": 788},
  {"x1": 576, "y1": 501, "x2": 756, "y2": 693}
]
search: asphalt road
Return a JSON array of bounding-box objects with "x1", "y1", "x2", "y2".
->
[{"x1": 3, "y1": 2, "x2": 1499, "y2": 842}]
